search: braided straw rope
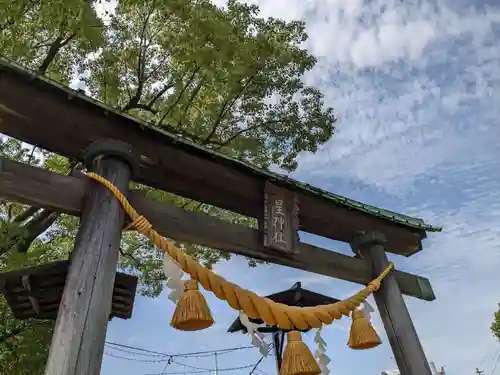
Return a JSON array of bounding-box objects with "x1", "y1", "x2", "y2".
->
[{"x1": 84, "y1": 172, "x2": 393, "y2": 330}]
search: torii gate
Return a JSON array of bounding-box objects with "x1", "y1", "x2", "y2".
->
[{"x1": 0, "y1": 57, "x2": 440, "y2": 375}]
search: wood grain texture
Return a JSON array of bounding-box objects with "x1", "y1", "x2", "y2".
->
[
  {"x1": 0, "y1": 157, "x2": 435, "y2": 301},
  {"x1": 0, "y1": 68, "x2": 428, "y2": 255},
  {"x1": 0, "y1": 260, "x2": 137, "y2": 321},
  {"x1": 263, "y1": 182, "x2": 299, "y2": 253},
  {"x1": 361, "y1": 244, "x2": 432, "y2": 375},
  {"x1": 44, "y1": 156, "x2": 131, "y2": 375}
]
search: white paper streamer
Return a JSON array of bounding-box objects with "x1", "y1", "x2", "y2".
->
[
  {"x1": 314, "y1": 326, "x2": 331, "y2": 375},
  {"x1": 162, "y1": 254, "x2": 185, "y2": 303},
  {"x1": 239, "y1": 312, "x2": 269, "y2": 357},
  {"x1": 360, "y1": 300, "x2": 375, "y2": 321}
]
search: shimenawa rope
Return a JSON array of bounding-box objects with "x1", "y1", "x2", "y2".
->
[{"x1": 84, "y1": 171, "x2": 393, "y2": 331}]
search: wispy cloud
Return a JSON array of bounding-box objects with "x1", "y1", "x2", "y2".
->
[
  {"x1": 226, "y1": 0, "x2": 500, "y2": 373},
  {"x1": 273, "y1": 0, "x2": 500, "y2": 373}
]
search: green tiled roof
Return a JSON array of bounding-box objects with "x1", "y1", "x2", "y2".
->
[{"x1": 0, "y1": 58, "x2": 442, "y2": 233}]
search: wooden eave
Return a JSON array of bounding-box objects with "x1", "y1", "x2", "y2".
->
[
  {"x1": 0, "y1": 261, "x2": 138, "y2": 320},
  {"x1": 0, "y1": 58, "x2": 441, "y2": 256}
]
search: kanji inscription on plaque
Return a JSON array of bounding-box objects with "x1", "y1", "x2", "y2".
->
[{"x1": 263, "y1": 182, "x2": 299, "y2": 253}]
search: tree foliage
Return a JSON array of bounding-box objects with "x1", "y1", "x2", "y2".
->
[
  {"x1": 0, "y1": 0, "x2": 337, "y2": 371},
  {"x1": 0, "y1": 0, "x2": 103, "y2": 81},
  {"x1": 82, "y1": 0, "x2": 335, "y2": 170},
  {"x1": 0, "y1": 297, "x2": 53, "y2": 375},
  {"x1": 0, "y1": 139, "x2": 65, "y2": 375},
  {"x1": 492, "y1": 304, "x2": 500, "y2": 341}
]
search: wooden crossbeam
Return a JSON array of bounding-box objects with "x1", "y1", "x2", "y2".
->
[
  {"x1": 0, "y1": 60, "x2": 441, "y2": 257},
  {"x1": 0, "y1": 157, "x2": 435, "y2": 301}
]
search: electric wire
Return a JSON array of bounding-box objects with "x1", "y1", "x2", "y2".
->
[
  {"x1": 104, "y1": 341, "x2": 272, "y2": 375},
  {"x1": 107, "y1": 352, "x2": 263, "y2": 375},
  {"x1": 144, "y1": 363, "x2": 258, "y2": 375},
  {"x1": 489, "y1": 348, "x2": 500, "y2": 375},
  {"x1": 105, "y1": 341, "x2": 253, "y2": 358},
  {"x1": 248, "y1": 343, "x2": 274, "y2": 375},
  {"x1": 248, "y1": 356, "x2": 265, "y2": 375},
  {"x1": 104, "y1": 352, "x2": 170, "y2": 363},
  {"x1": 479, "y1": 342, "x2": 500, "y2": 368},
  {"x1": 107, "y1": 344, "x2": 239, "y2": 359},
  {"x1": 171, "y1": 359, "x2": 219, "y2": 371},
  {"x1": 105, "y1": 345, "x2": 167, "y2": 358}
]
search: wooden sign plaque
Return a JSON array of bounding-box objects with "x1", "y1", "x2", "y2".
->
[{"x1": 263, "y1": 181, "x2": 299, "y2": 253}]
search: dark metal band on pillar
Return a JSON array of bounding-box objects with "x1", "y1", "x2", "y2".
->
[
  {"x1": 350, "y1": 231, "x2": 432, "y2": 375},
  {"x1": 44, "y1": 139, "x2": 139, "y2": 375}
]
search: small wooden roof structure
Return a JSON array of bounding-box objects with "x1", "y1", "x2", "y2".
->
[
  {"x1": 227, "y1": 282, "x2": 339, "y2": 333},
  {"x1": 0, "y1": 261, "x2": 137, "y2": 320},
  {"x1": 0, "y1": 58, "x2": 440, "y2": 256}
]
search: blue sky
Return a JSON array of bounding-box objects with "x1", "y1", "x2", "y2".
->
[{"x1": 100, "y1": 1, "x2": 500, "y2": 374}]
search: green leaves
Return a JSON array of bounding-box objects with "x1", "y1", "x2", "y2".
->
[
  {"x1": 0, "y1": 0, "x2": 337, "y2": 304},
  {"x1": 0, "y1": 0, "x2": 103, "y2": 80},
  {"x1": 79, "y1": 0, "x2": 336, "y2": 172},
  {"x1": 492, "y1": 304, "x2": 500, "y2": 341},
  {"x1": 0, "y1": 295, "x2": 53, "y2": 375},
  {"x1": 0, "y1": 0, "x2": 337, "y2": 369},
  {"x1": 0, "y1": 0, "x2": 338, "y2": 290}
]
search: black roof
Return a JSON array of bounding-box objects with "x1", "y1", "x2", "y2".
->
[{"x1": 227, "y1": 282, "x2": 339, "y2": 333}]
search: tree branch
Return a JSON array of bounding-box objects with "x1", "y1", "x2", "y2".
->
[
  {"x1": 122, "y1": 1, "x2": 156, "y2": 112},
  {"x1": 119, "y1": 247, "x2": 141, "y2": 267},
  {"x1": 147, "y1": 82, "x2": 173, "y2": 107},
  {"x1": 14, "y1": 210, "x2": 60, "y2": 253},
  {"x1": 202, "y1": 74, "x2": 257, "y2": 145},
  {"x1": 209, "y1": 119, "x2": 283, "y2": 148},
  {"x1": 7, "y1": 203, "x2": 14, "y2": 221},
  {"x1": 202, "y1": 99, "x2": 231, "y2": 145},
  {"x1": 59, "y1": 32, "x2": 77, "y2": 47},
  {"x1": 144, "y1": 52, "x2": 170, "y2": 82},
  {"x1": 176, "y1": 77, "x2": 205, "y2": 128},
  {"x1": 156, "y1": 65, "x2": 201, "y2": 126},
  {"x1": 123, "y1": 81, "x2": 173, "y2": 115},
  {"x1": 37, "y1": 32, "x2": 77, "y2": 75},
  {"x1": 27, "y1": 146, "x2": 37, "y2": 165},
  {"x1": 13, "y1": 207, "x2": 40, "y2": 224}
]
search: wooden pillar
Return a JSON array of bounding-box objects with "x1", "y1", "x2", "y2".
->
[
  {"x1": 44, "y1": 139, "x2": 138, "y2": 375},
  {"x1": 351, "y1": 232, "x2": 432, "y2": 375}
]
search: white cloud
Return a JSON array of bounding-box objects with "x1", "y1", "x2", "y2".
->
[
  {"x1": 226, "y1": 0, "x2": 500, "y2": 374},
  {"x1": 292, "y1": 2, "x2": 500, "y2": 194}
]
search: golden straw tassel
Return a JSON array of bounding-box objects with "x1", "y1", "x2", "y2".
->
[
  {"x1": 280, "y1": 331, "x2": 321, "y2": 375},
  {"x1": 170, "y1": 279, "x2": 214, "y2": 331},
  {"x1": 347, "y1": 310, "x2": 381, "y2": 350}
]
